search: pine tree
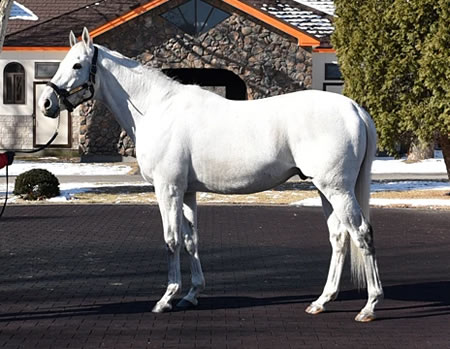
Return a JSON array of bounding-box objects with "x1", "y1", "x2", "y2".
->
[
  {"x1": 419, "y1": 0, "x2": 450, "y2": 177},
  {"x1": 332, "y1": 0, "x2": 450, "y2": 178}
]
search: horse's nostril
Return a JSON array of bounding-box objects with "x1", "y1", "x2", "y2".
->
[{"x1": 44, "y1": 99, "x2": 52, "y2": 110}]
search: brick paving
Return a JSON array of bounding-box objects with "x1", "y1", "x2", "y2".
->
[{"x1": 0, "y1": 205, "x2": 449, "y2": 348}]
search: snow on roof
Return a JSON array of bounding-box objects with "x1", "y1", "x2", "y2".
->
[
  {"x1": 260, "y1": 1, "x2": 334, "y2": 38},
  {"x1": 9, "y1": 1, "x2": 38, "y2": 21},
  {"x1": 292, "y1": 0, "x2": 335, "y2": 16}
]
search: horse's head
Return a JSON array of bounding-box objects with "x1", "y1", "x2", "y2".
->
[{"x1": 39, "y1": 28, "x2": 98, "y2": 118}]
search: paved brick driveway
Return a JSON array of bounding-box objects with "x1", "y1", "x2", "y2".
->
[{"x1": 0, "y1": 205, "x2": 449, "y2": 348}]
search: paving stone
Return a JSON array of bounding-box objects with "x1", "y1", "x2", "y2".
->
[{"x1": 0, "y1": 205, "x2": 448, "y2": 348}]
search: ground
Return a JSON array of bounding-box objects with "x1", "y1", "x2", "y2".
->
[{"x1": 0, "y1": 205, "x2": 448, "y2": 348}]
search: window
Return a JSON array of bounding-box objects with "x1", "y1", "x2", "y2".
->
[
  {"x1": 161, "y1": 0, "x2": 231, "y2": 36},
  {"x1": 4, "y1": 62, "x2": 25, "y2": 104},
  {"x1": 325, "y1": 63, "x2": 342, "y2": 80},
  {"x1": 35, "y1": 62, "x2": 59, "y2": 79}
]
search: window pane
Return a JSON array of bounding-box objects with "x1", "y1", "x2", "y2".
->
[
  {"x1": 35, "y1": 62, "x2": 59, "y2": 79},
  {"x1": 325, "y1": 63, "x2": 342, "y2": 80},
  {"x1": 162, "y1": 0, "x2": 230, "y2": 36},
  {"x1": 178, "y1": 0, "x2": 196, "y2": 25},
  {"x1": 5, "y1": 75, "x2": 14, "y2": 103},
  {"x1": 197, "y1": 0, "x2": 212, "y2": 31},
  {"x1": 14, "y1": 74, "x2": 25, "y2": 103},
  {"x1": 200, "y1": 8, "x2": 230, "y2": 34}
]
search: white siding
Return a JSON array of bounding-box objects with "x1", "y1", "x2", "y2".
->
[
  {"x1": 0, "y1": 50, "x2": 69, "y2": 150},
  {"x1": 312, "y1": 51, "x2": 343, "y2": 94}
]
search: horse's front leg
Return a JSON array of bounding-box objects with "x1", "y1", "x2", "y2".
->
[
  {"x1": 177, "y1": 192, "x2": 205, "y2": 309},
  {"x1": 152, "y1": 183, "x2": 184, "y2": 313}
]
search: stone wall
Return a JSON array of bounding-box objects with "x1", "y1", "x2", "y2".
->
[{"x1": 79, "y1": 0, "x2": 312, "y2": 158}]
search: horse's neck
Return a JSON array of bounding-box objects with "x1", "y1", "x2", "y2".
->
[{"x1": 95, "y1": 47, "x2": 176, "y2": 141}]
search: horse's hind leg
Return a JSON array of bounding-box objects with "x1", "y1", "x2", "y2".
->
[
  {"x1": 152, "y1": 184, "x2": 184, "y2": 313},
  {"x1": 176, "y1": 192, "x2": 205, "y2": 309},
  {"x1": 314, "y1": 183, "x2": 383, "y2": 322},
  {"x1": 306, "y1": 192, "x2": 349, "y2": 315}
]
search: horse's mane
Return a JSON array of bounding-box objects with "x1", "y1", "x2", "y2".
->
[{"x1": 97, "y1": 44, "x2": 180, "y2": 89}]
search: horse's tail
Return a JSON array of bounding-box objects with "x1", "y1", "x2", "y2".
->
[{"x1": 351, "y1": 103, "x2": 377, "y2": 288}]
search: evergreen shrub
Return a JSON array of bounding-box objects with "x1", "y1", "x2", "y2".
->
[{"x1": 14, "y1": 169, "x2": 60, "y2": 200}]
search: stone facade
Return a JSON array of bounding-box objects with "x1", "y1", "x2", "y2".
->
[{"x1": 79, "y1": 0, "x2": 313, "y2": 158}]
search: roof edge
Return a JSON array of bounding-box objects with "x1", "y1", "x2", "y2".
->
[
  {"x1": 223, "y1": 0, "x2": 321, "y2": 46},
  {"x1": 313, "y1": 47, "x2": 335, "y2": 53}
]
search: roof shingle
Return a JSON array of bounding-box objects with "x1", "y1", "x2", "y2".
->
[{"x1": 5, "y1": 0, "x2": 333, "y2": 47}]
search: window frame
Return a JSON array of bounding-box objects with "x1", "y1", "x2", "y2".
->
[
  {"x1": 3, "y1": 62, "x2": 26, "y2": 105},
  {"x1": 35, "y1": 62, "x2": 60, "y2": 79}
]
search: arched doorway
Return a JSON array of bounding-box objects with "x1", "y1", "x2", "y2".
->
[{"x1": 162, "y1": 68, "x2": 247, "y2": 100}]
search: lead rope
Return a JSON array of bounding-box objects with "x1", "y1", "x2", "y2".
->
[{"x1": 0, "y1": 115, "x2": 60, "y2": 220}]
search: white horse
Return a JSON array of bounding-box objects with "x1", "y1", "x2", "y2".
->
[{"x1": 39, "y1": 28, "x2": 383, "y2": 322}]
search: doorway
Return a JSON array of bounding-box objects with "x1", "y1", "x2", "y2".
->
[{"x1": 162, "y1": 68, "x2": 247, "y2": 100}]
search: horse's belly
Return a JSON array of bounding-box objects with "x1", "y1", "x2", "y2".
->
[{"x1": 188, "y1": 160, "x2": 298, "y2": 194}]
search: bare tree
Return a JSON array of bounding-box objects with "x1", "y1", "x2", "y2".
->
[{"x1": 0, "y1": 0, "x2": 13, "y2": 53}]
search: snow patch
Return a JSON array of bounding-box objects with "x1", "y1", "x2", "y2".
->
[
  {"x1": 7, "y1": 161, "x2": 132, "y2": 176},
  {"x1": 372, "y1": 157, "x2": 446, "y2": 174},
  {"x1": 10, "y1": 2, "x2": 38, "y2": 21}
]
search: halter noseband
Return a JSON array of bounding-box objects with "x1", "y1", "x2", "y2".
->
[{"x1": 47, "y1": 46, "x2": 98, "y2": 113}]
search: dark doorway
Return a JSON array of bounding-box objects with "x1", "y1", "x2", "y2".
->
[{"x1": 162, "y1": 68, "x2": 247, "y2": 100}]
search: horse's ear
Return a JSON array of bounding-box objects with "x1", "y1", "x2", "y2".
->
[
  {"x1": 69, "y1": 31, "x2": 77, "y2": 47},
  {"x1": 81, "y1": 27, "x2": 93, "y2": 51}
]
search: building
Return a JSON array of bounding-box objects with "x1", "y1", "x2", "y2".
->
[{"x1": 0, "y1": 0, "x2": 342, "y2": 159}]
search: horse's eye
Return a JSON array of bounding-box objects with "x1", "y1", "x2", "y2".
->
[{"x1": 73, "y1": 63, "x2": 82, "y2": 70}]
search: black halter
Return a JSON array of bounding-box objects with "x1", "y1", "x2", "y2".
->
[{"x1": 47, "y1": 46, "x2": 98, "y2": 112}]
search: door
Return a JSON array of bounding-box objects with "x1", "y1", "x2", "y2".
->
[{"x1": 34, "y1": 82, "x2": 71, "y2": 147}]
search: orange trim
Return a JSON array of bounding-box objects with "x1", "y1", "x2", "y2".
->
[
  {"x1": 90, "y1": 0, "x2": 170, "y2": 38},
  {"x1": 313, "y1": 48, "x2": 335, "y2": 53},
  {"x1": 2, "y1": 46, "x2": 70, "y2": 51},
  {"x1": 222, "y1": 0, "x2": 320, "y2": 46}
]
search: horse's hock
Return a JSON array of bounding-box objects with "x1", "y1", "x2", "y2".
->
[{"x1": 78, "y1": 0, "x2": 312, "y2": 158}]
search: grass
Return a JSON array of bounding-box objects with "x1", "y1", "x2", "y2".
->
[{"x1": 68, "y1": 181, "x2": 449, "y2": 209}]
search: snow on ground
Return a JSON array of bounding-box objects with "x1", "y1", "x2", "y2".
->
[
  {"x1": 6, "y1": 159, "x2": 132, "y2": 176},
  {"x1": 0, "y1": 157, "x2": 449, "y2": 207},
  {"x1": 372, "y1": 156, "x2": 446, "y2": 174}
]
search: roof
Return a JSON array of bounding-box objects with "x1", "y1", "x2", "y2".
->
[
  {"x1": 5, "y1": 0, "x2": 149, "y2": 47},
  {"x1": 251, "y1": 0, "x2": 334, "y2": 39},
  {"x1": 292, "y1": 0, "x2": 334, "y2": 16},
  {"x1": 5, "y1": 0, "x2": 334, "y2": 48}
]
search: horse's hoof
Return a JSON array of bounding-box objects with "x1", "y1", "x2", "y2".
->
[
  {"x1": 305, "y1": 303, "x2": 325, "y2": 315},
  {"x1": 355, "y1": 311, "x2": 376, "y2": 322},
  {"x1": 152, "y1": 302, "x2": 172, "y2": 313},
  {"x1": 176, "y1": 298, "x2": 197, "y2": 310}
]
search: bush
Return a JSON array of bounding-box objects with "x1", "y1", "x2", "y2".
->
[{"x1": 14, "y1": 169, "x2": 60, "y2": 200}]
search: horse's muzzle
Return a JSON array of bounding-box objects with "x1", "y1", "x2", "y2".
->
[{"x1": 39, "y1": 88, "x2": 60, "y2": 118}]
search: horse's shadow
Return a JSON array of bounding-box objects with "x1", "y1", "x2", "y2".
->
[{"x1": 0, "y1": 281, "x2": 448, "y2": 322}]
